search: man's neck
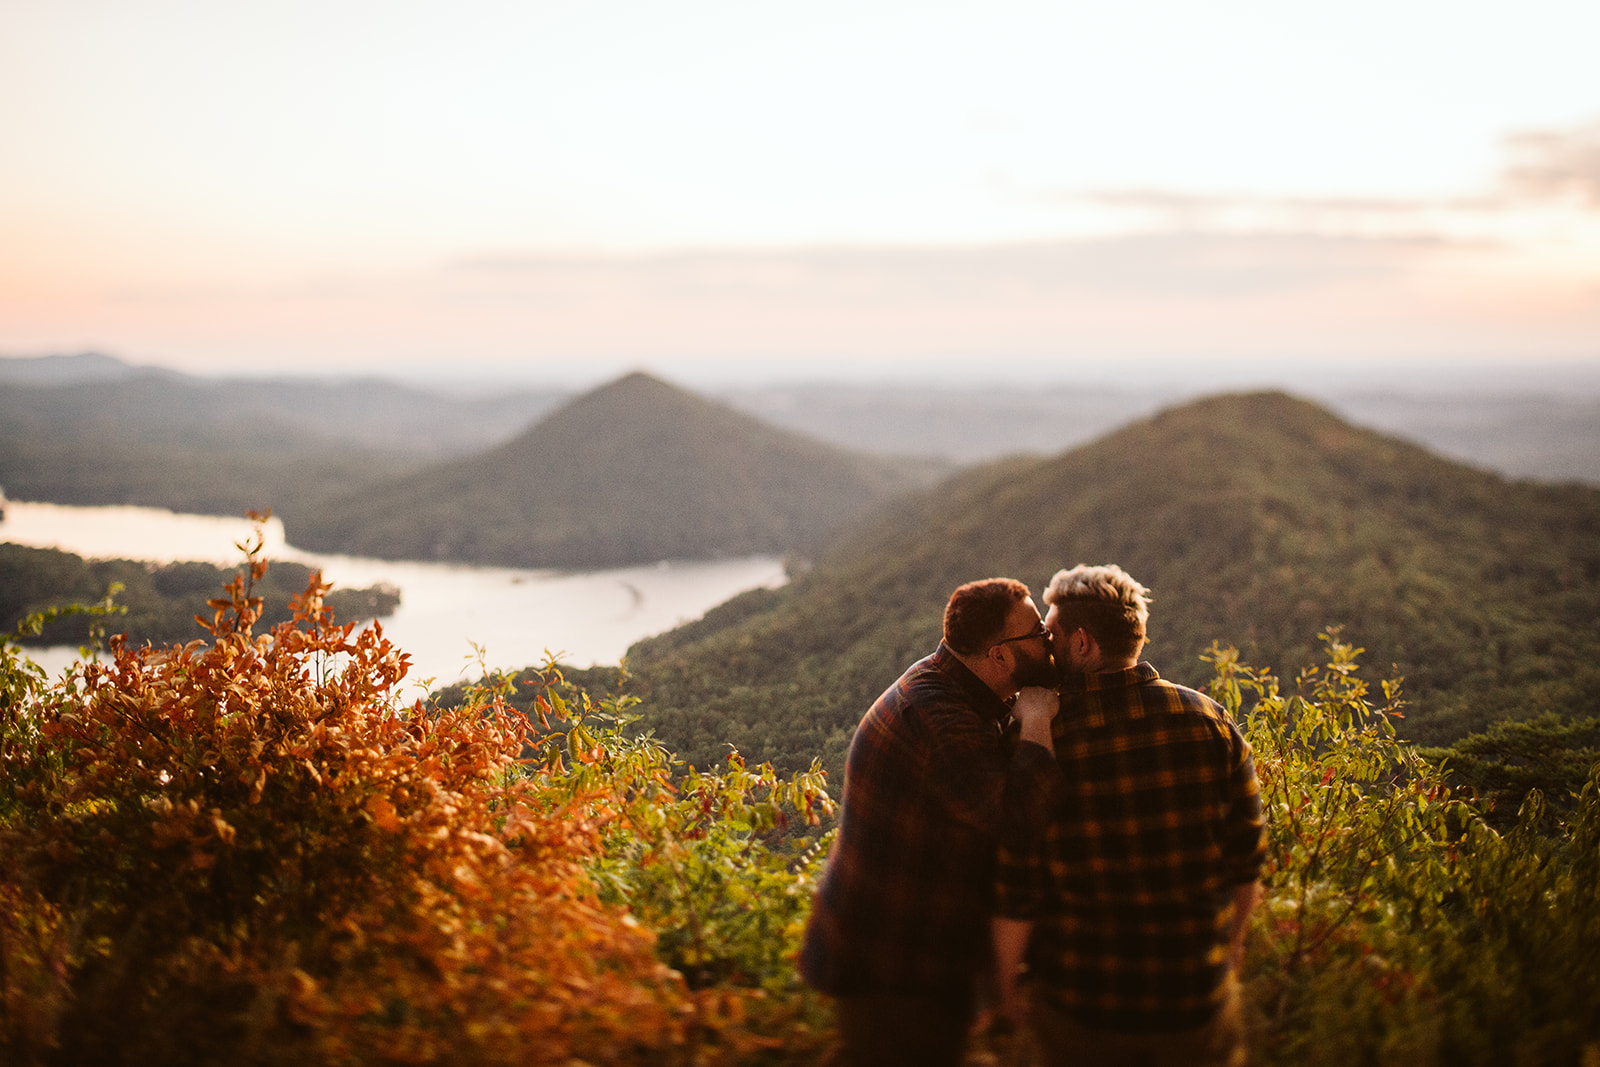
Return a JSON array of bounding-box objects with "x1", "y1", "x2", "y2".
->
[{"x1": 1068, "y1": 655, "x2": 1137, "y2": 681}]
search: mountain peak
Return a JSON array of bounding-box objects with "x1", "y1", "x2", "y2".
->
[
  {"x1": 583, "y1": 370, "x2": 678, "y2": 399},
  {"x1": 562, "y1": 370, "x2": 714, "y2": 418},
  {"x1": 287, "y1": 371, "x2": 941, "y2": 569},
  {"x1": 607, "y1": 369, "x2": 673, "y2": 390}
]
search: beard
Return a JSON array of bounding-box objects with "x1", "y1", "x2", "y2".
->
[{"x1": 1010, "y1": 646, "x2": 1059, "y2": 689}]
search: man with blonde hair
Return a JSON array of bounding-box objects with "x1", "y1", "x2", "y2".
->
[
  {"x1": 802, "y1": 577, "x2": 1064, "y2": 1067},
  {"x1": 993, "y1": 564, "x2": 1266, "y2": 1066}
]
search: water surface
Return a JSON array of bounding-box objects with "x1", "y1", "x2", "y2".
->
[{"x1": 2, "y1": 501, "x2": 785, "y2": 686}]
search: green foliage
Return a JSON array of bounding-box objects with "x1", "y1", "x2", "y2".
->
[
  {"x1": 510, "y1": 665, "x2": 839, "y2": 1059},
  {"x1": 1209, "y1": 634, "x2": 1600, "y2": 1067},
  {"x1": 0, "y1": 595, "x2": 123, "y2": 829},
  {"x1": 428, "y1": 663, "x2": 627, "y2": 735},
  {"x1": 1212, "y1": 632, "x2": 1461, "y2": 969},
  {"x1": 1413, "y1": 785, "x2": 1600, "y2": 1066},
  {"x1": 0, "y1": 541, "x2": 398, "y2": 648},
  {"x1": 1421, "y1": 713, "x2": 1600, "y2": 830}
]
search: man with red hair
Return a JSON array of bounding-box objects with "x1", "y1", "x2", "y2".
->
[{"x1": 801, "y1": 577, "x2": 1063, "y2": 1066}]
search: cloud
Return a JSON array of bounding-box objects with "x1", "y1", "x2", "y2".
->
[
  {"x1": 1063, "y1": 189, "x2": 1505, "y2": 237},
  {"x1": 1024, "y1": 121, "x2": 1600, "y2": 258},
  {"x1": 1504, "y1": 118, "x2": 1600, "y2": 206},
  {"x1": 1031, "y1": 118, "x2": 1600, "y2": 243},
  {"x1": 407, "y1": 230, "x2": 1567, "y2": 369},
  {"x1": 7, "y1": 222, "x2": 1592, "y2": 377},
  {"x1": 446, "y1": 232, "x2": 1452, "y2": 307}
]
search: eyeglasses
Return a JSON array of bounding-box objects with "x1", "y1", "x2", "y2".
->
[{"x1": 992, "y1": 623, "x2": 1050, "y2": 648}]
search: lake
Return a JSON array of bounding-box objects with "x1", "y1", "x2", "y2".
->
[{"x1": 1, "y1": 501, "x2": 787, "y2": 686}]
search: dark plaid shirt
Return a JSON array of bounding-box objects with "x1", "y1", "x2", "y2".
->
[
  {"x1": 799, "y1": 643, "x2": 1062, "y2": 998},
  {"x1": 995, "y1": 662, "x2": 1266, "y2": 1032}
]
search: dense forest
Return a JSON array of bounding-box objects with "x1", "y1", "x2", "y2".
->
[
  {"x1": 0, "y1": 543, "x2": 398, "y2": 647},
  {"x1": 615, "y1": 392, "x2": 1600, "y2": 784}
]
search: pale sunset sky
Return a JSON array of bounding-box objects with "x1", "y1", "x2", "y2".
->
[{"x1": 2, "y1": 0, "x2": 1598, "y2": 388}]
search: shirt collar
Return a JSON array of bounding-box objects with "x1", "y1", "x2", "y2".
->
[
  {"x1": 932, "y1": 641, "x2": 1014, "y2": 725},
  {"x1": 1060, "y1": 661, "x2": 1161, "y2": 696}
]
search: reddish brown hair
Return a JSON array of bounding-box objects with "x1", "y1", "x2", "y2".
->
[{"x1": 943, "y1": 578, "x2": 1032, "y2": 655}]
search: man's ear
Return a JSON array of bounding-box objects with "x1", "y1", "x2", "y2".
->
[{"x1": 1077, "y1": 628, "x2": 1099, "y2": 666}]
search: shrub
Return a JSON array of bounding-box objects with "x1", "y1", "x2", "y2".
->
[
  {"x1": 1210, "y1": 632, "x2": 1600, "y2": 1067},
  {"x1": 517, "y1": 671, "x2": 837, "y2": 1062},
  {"x1": 0, "y1": 539, "x2": 683, "y2": 1064},
  {"x1": 1, "y1": 532, "x2": 836, "y2": 1065}
]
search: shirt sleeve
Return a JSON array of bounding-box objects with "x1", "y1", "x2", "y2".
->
[
  {"x1": 1222, "y1": 730, "x2": 1268, "y2": 886},
  {"x1": 919, "y1": 692, "x2": 1061, "y2": 841}
]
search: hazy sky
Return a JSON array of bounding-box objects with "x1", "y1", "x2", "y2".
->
[{"x1": 3, "y1": 0, "x2": 1598, "y2": 387}]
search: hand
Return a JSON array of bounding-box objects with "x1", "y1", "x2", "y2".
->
[
  {"x1": 1226, "y1": 882, "x2": 1261, "y2": 972},
  {"x1": 1012, "y1": 687, "x2": 1058, "y2": 729}
]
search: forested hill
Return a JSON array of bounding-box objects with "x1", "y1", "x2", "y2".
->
[
  {"x1": 284, "y1": 371, "x2": 947, "y2": 569},
  {"x1": 0, "y1": 355, "x2": 563, "y2": 517},
  {"x1": 623, "y1": 391, "x2": 1600, "y2": 778},
  {"x1": 0, "y1": 542, "x2": 399, "y2": 648}
]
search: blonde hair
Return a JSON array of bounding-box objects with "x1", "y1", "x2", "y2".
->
[{"x1": 1043, "y1": 564, "x2": 1151, "y2": 661}]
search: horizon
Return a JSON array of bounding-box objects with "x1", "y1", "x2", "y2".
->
[
  {"x1": 3, "y1": 1, "x2": 1598, "y2": 386},
  {"x1": 8, "y1": 349, "x2": 1600, "y2": 402}
]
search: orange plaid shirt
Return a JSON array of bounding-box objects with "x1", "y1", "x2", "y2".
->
[{"x1": 995, "y1": 662, "x2": 1266, "y2": 1031}]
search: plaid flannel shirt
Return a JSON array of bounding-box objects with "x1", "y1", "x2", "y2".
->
[
  {"x1": 799, "y1": 642, "x2": 1062, "y2": 998},
  {"x1": 995, "y1": 662, "x2": 1266, "y2": 1032}
]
